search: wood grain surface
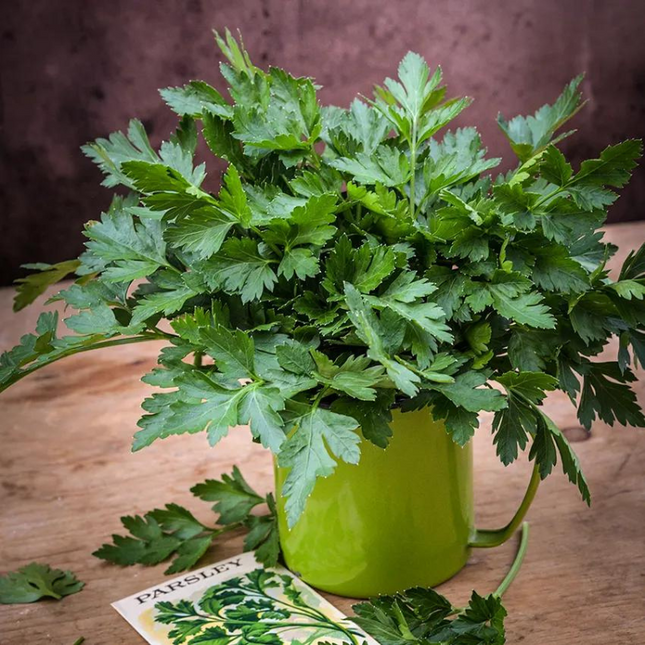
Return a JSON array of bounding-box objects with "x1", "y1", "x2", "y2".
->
[{"x1": 1, "y1": 223, "x2": 644, "y2": 645}]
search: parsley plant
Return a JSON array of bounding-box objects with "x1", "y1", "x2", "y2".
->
[{"x1": 1, "y1": 30, "x2": 643, "y2": 527}]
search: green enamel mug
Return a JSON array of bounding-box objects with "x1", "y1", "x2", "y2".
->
[{"x1": 274, "y1": 406, "x2": 540, "y2": 598}]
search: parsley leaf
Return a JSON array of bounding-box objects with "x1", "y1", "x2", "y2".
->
[
  {"x1": 97, "y1": 467, "x2": 281, "y2": 572},
  {"x1": 0, "y1": 563, "x2": 84, "y2": 604},
  {"x1": 433, "y1": 371, "x2": 506, "y2": 413},
  {"x1": 191, "y1": 466, "x2": 264, "y2": 524},
  {"x1": 202, "y1": 238, "x2": 277, "y2": 303},
  {"x1": 160, "y1": 81, "x2": 229, "y2": 118},
  {"x1": 13, "y1": 260, "x2": 80, "y2": 312},
  {"x1": 492, "y1": 372, "x2": 558, "y2": 465},
  {"x1": 497, "y1": 75, "x2": 584, "y2": 161},
  {"x1": 476, "y1": 272, "x2": 557, "y2": 329},
  {"x1": 278, "y1": 401, "x2": 361, "y2": 527},
  {"x1": 577, "y1": 361, "x2": 645, "y2": 428}
]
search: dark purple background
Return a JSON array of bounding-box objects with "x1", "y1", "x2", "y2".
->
[{"x1": 2, "y1": 0, "x2": 645, "y2": 285}]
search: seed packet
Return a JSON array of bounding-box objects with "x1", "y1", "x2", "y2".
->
[{"x1": 112, "y1": 551, "x2": 377, "y2": 644}]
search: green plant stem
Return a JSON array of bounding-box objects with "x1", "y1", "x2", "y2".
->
[
  {"x1": 210, "y1": 523, "x2": 243, "y2": 539},
  {"x1": 72, "y1": 638, "x2": 85, "y2": 645},
  {"x1": 45, "y1": 589, "x2": 62, "y2": 600},
  {"x1": 408, "y1": 123, "x2": 418, "y2": 219},
  {"x1": 494, "y1": 521, "x2": 530, "y2": 598},
  {"x1": 451, "y1": 522, "x2": 530, "y2": 616},
  {"x1": 533, "y1": 185, "x2": 567, "y2": 210},
  {"x1": 0, "y1": 334, "x2": 170, "y2": 393},
  {"x1": 251, "y1": 225, "x2": 282, "y2": 257}
]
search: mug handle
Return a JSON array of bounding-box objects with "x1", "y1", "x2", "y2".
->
[{"x1": 468, "y1": 464, "x2": 541, "y2": 548}]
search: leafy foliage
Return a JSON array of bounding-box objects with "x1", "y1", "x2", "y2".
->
[
  {"x1": 0, "y1": 563, "x2": 84, "y2": 604},
  {"x1": 94, "y1": 468, "x2": 279, "y2": 573},
  {"x1": 13, "y1": 260, "x2": 81, "y2": 312},
  {"x1": 353, "y1": 586, "x2": 507, "y2": 645},
  {"x1": 2, "y1": 30, "x2": 644, "y2": 525},
  {"x1": 155, "y1": 567, "x2": 364, "y2": 645}
]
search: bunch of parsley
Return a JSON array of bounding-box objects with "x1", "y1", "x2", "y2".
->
[{"x1": 1, "y1": 30, "x2": 644, "y2": 527}]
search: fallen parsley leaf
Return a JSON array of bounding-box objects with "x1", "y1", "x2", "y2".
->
[
  {"x1": 0, "y1": 563, "x2": 84, "y2": 604},
  {"x1": 95, "y1": 468, "x2": 280, "y2": 573}
]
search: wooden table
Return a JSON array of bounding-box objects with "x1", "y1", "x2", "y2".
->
[{"x1": 1, "y1": 223, "x2": 644, "y2": 645}]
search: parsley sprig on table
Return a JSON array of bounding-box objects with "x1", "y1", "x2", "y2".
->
[
  {"x1": 94, "y1": 467, "x2": 279, "y2": 573},
  {"x1": 0, "y1": 563, "x2": 84, "y2": 604},
  {"x1": 1, "y1": 30, "x2": 644, "y2": 527},
  {"x1": 352, "y1": 524, "x2": 529, "y2": 645}
]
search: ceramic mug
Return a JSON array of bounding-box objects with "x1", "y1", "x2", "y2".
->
[{"x1": 274, "y1": 406, "x2": 539, "y2": 598}]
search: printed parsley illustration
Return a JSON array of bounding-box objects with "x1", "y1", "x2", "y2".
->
[
  {"x1": 1, "y1": 29, "x2": 644, "y2": 528},
  {"x1": 155, "y1": 568, "x2": 365, "y2": 645}
]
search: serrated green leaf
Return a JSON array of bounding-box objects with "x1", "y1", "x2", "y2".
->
[
  {"x1": 131, "y1": 273, "x2": 201, "y2": 326},
  {"x1": 610, "y1": 279, "x2": 645, "y2": 300},
  {"x1": 497, "y1": 75, "x2": 584, "y2": 161},
  {"x1": 278, "y1": 402, "x2": 360, "y2": 526},
  {"x1": 324, "y1": 237, "x2": 397, "y2": 296},
  {"x1": 508, "y1": 330, "x2": 552, "y2": 372},
  {"x1": 532, "y1": 245, "x2": 590, "y2": 294},
  {"x1": 82, "y1": 119, "x2": 160, "y2": 188},
  {"x1": 13, "y1": 260, "x2": 80, "y2": 312},
  {"x1": 577, "y1": 361, "x2": 645, "y2": 428},
  {"x1": 191, "y1": 466, "x2": 264, "y2": 524},
  {"x1": 329, "y1": 146, "x2": 410, "y2": 187},
  {"x1": 331, "y1": 396, "x2": 394, "y2": 448},
  {"x1": 94, "y1": 503, "x2": 216, "y2": 575},
  {"x1": 540, "y1": 145, "x2": 573, "y2": 185},
  {"x1": 160, "y1": 81, "x2": 229, "y2": 117},
  {"x1": 0, "y1": 563, "x2": 84, "y2": 604},
  {"x1": 572, "y1": 140, "x2": 642, "y2": 188},
  {"x1": 239, "y1": 384, "x2": 286, "y2": 451},
  {"x1": 487, "y1": 272, "x2": 556, "y2": 328},
  {"x1": 202, "y1": 238, "x2": 277, "y2": 303},
  {"x1": 496, "y1": 371, "x2": 558, "y2": 404},
  {"x1": 529, "y1": 411, "x2": 590, "y2": 504},
  {"x1": 165, "y1": 208, "x2": 235, "y2": 259},
  {"x1": 434, "y1": 371, "x2": 507, "y2": 413},
  {"x1": 83, "y1": 196, "x2": 169, "y2": 281},
  {"x1": 344, "y1": 283, "x2": 420, "y2": 396}
]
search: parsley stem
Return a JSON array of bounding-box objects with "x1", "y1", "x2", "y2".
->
[
  {"x1": 408, "y1": 124, "x2": 418, "y2": 220},
  {"x1": 493, "y1": 521, "x2": 530, "y2": 598},
  {"x1": 0, "y1": 333, "x2": 169, "y2": 393},
  {"x1": 533, "y1": 185, "x2": 567, "y2": 210},
  {"x1": 250, "y1": 225, "x2": 282, "y2": 258},
  {"x1": 211, "y1": 522, "x2": 242, "y2": 538}
]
